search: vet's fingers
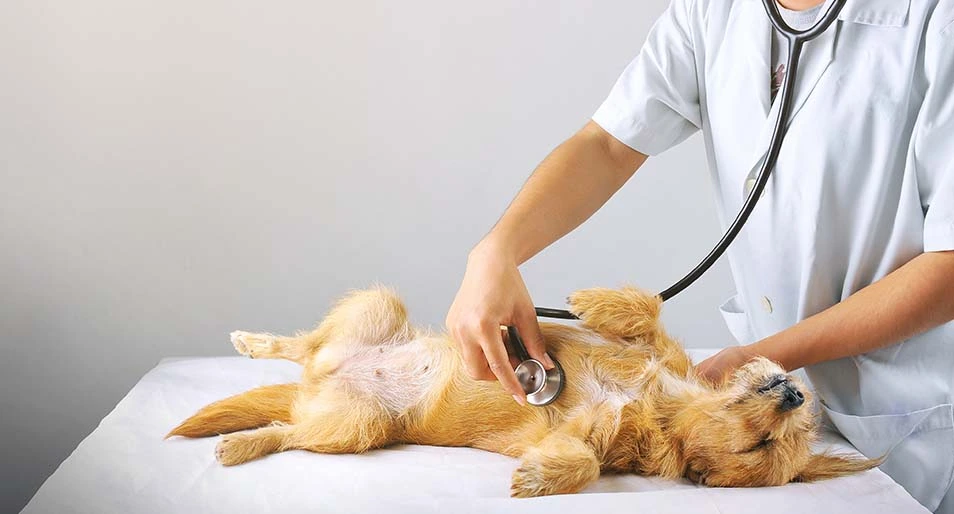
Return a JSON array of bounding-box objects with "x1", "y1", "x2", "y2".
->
[
  {"x1": 694, "y1": 358, "x2": 717, "y2": 384},
  {"x1": 478, "y1": 324, "x2": 527, "y2": 404},
  {"x1": 696, "y1": 352, "x2": 729, "y2": 385},
  {"x1": 454, "y1": 328, "x2": 497, "y2": 381},
  {"x1": 501, "y1": 327, "x2": 522, "y2": 369},
  {"x1": 514, "y1": 308, "x2": 553, "y2": 370}
]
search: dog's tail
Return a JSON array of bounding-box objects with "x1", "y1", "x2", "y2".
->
[{"x1": 165, "y1": 383, "x2": 297, "y2": 439}]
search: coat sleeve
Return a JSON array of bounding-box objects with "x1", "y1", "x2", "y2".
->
[
  {"x1": 591, "y1": 0, "x2": 702, "y2": 156},
  {"x1": 916, "y1": 22, "x2": 954, "y2": 253}
]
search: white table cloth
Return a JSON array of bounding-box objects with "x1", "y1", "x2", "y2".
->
[{"x1": 22, "y1": 352, "x2": 928, "y2": 513}]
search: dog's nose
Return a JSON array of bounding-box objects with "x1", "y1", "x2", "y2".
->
[{"x1": 779, "y1": 384, "x2": 805, "y2": 412}]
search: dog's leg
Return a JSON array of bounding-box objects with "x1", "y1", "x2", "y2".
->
[
  {"x1": 215, "y1": 394, "x2": 395, "y2": 465},
  {"x1": 510, "y1": 433, "x2": 601, "y2": 498},
  {"x1": 214, "y1": 422, "x2": 295, "y2": 466},
  {"x1": 284, "y1": 392, "x2": 394, "y2": 455},
  {"x1": 313, "y1": 286, "x2": 413, "y2": 346},
  {"x1": 567, "y1": 287, "x2": 692, "y2": 375},
  {"x1": 230, "y1": 331, "x2": 314, "y2": 364},
  {"x1": 510, "y1": 403, "x2": 619, "y2": 498},
  {"x1": 230, "y1": 286, "x2": 413, "y2": 364},
  {"x1": 567, "y1": 287, "x2": 662, "y2": 341}
]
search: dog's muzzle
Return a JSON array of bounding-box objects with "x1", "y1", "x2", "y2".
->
[
  {"x1": 779, "y1": 383, "x2": 805, "y2": 412},
  {"x1": 759, "y1": 375, "x2": 805, "y2": 412}
]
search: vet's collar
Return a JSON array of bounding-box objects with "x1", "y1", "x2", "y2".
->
[
  {"x1": 838, "y1": 0, "x2": 910, "y2": 27},
  {"x1": 757, "y1": 0, "x2": 911, "y2": 27}
]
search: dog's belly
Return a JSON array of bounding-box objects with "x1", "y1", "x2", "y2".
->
[{"x1": 319, "y1": 337, "x2": 450, "y2": 416}]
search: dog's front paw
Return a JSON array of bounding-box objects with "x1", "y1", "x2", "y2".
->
[
  {"x1": 566, "y1": 287, "x2": 660, "y2": 339},
  {"x1": 511, "y1": 436, "x2": 601, "y2": 497},
  {"x1": 566, "y1": 287, "x2": 615, "y2": 320},
  {"x1": 511, "y1": 460, "x2": 555, "y2": 498}
]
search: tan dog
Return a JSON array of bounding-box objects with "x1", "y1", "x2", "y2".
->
[{"x1": 168, "y1": 286, "x2": 877, "y2": 497}]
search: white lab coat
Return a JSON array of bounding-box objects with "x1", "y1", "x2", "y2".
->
[{"x1": 591, "y1": 0, "x2": 954, "y2": 511}]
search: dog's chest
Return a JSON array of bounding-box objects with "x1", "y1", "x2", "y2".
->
[
  {"x1": 573, "y1": 356, "x2": 666, "y2": 410},
  {"x1": 577, "y1": 374, "x2": 644, "y2": 410}
]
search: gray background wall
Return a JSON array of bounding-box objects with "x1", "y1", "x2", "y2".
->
[{"x1": 0, "y1": 1, "x2": 735, "y2": 511}]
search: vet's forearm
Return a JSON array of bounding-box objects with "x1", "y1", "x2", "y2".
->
[
  {"x1": 478, "y1": 121, "x2": 648, "y2": 265},
  {"x1": 750, "y1": 250, "x2": 954, "y2": 371}
]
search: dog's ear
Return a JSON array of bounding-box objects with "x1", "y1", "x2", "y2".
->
[{"x1": 794, "y1": 452, "x2": 882, "y2": 482}]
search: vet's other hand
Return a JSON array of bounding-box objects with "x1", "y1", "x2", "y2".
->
[
  {"x1": 695, "y1": 346, "x2": 756, "y2": 385},
  {"x1": 446, "y1": 243, "x2": 554, "y2": 405}
]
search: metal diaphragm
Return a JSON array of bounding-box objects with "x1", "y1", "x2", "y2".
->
[{"x1": 514, "y1": 358, "x2": 565, "y2": 406}]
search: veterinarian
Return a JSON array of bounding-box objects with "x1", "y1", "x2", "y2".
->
[{"x1": 446, "y1": 0, "x2": 954, "y2": 511}]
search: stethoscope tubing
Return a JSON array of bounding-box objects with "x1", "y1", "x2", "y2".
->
[
  {"x1": 507, "y1": 0, "x2": 847, "y2": 407},
  {"x1": 530, "y1": 0, "x2": 848, "y2": 321}
]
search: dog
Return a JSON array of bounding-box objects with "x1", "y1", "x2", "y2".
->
[{"x1": 168, "y1": 286, "x2": 877, "y2": 497}]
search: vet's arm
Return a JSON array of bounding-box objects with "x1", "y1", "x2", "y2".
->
[
  {"x1": 446, "y1": 121, "x2": 647, "y2": 401},
  {"x1": 698, "y1": 250, "x2": 954, "y2": 380},
  {"x1": 756, "y1": 250, "x2": 954, "y2": 370},
  {"x1": 478, "y1": 121, "x2": 647, "y2": 266}
]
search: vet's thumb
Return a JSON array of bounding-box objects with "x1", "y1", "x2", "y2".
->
[{"x1": 515, "y1": 308, "x2": 554, "y2": 370}]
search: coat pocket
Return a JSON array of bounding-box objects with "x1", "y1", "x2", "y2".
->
[
  {"x1": 822, "y1": 402, "x2": 954, "y2": 511},
  {"x1": 718, "y1": 294, "x2": 754, "y2": 345}
]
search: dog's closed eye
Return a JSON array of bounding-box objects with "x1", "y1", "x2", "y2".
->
[{"x1": 742, "y1": 437, "x2": 773, "y2": 453}]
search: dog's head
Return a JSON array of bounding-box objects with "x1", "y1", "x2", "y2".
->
[{"x1": 677, "y1": 357, "x2": 878, "y2": 486}]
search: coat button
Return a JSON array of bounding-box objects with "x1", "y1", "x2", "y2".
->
[
  {"x1": 744, "y1": 177, "x2": 757, "y2": 196},
  {"x1": 744, "y1": 177, "x2": 767, "y2": 198},
  {"x1": 761, "y1": 296, "x2": 774, "y2": 314}
]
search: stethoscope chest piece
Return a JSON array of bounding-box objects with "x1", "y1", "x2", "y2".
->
[
  {"x1": 506, "y1": 326, "x2": 566, "y2": 406},
  {"x1": 515, "y1": 358, "x2": 565, "y2": 406}
]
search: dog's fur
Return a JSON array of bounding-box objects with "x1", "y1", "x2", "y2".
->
[{"x1": 168, "y1": 286, "x2": 878, "y2": 497}]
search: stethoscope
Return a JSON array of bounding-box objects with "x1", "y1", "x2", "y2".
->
[{"x1": 508, "y1": 0, "x2": 849, "y2": 406}]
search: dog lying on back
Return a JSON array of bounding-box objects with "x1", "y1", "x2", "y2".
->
[{"x1": 168, "y1": 286, "x2": 877, "y2": 497}]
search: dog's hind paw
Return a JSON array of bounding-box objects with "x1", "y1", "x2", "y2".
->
[
  {"x1": 230, "y1": 331, "x2": 276, "y2": 359},
  {"x1": 215, "y1": 435, "x2": 248, "y2": 466}
]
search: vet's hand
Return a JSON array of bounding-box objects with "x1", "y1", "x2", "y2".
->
[
  {"x1": 446, "y1": 243, "x2": 554, "y2": 405},
  {"x1": 695, "y1": 346, "x2": 756, "y2": 385}
]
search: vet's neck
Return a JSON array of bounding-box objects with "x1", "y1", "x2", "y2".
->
[{"x1": 778, "y1": 0, "x2": 825, "y2": 10}]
